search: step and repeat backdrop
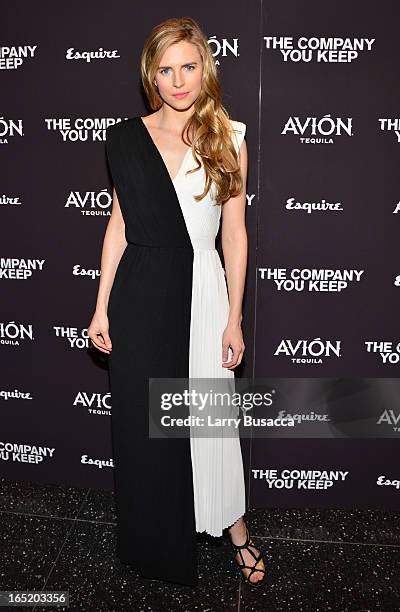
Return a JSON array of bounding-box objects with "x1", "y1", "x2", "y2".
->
[{"x1": 1, "y1": 1, "x2": 399, "y2": 510}]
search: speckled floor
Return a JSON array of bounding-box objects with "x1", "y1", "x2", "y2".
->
[{"x1": 0, "y1": 478, "x2": 399, "y2": 612}]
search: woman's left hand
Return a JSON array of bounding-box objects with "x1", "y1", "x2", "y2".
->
[{"x1": 222, "y1": 322, "x2": 245, "y2": 369}]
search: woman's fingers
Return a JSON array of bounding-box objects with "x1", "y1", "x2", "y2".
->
[
  {"x1": 222, "y1": 342, "x2": 230, "y2": 363},
  {"x1": 101, "y1": 331, "x2": 113, "y2": 351},
  {"x1": 222, "y1": 344, "x2": 244, "y2": 369},
  {"x1": 89, "y1": 330, "x2": 112, "y2": 354},
  {"x1": 87, "y1": 311, "x2": 112, "y2": 354},
  {"x1": 235, "y1": 350, "x2": 244, "y2": 367},
  {"x1": 90, "y1": 337, "x2": 109, "y2": 353}
]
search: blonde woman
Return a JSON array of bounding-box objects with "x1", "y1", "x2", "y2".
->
[{"x1": 88, "y1": 16, "x2": 265, "y2": 587}]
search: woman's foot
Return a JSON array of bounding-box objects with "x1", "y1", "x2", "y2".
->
[{"x1": 228, "y1": 517, "x2": 265, "y2": 584}]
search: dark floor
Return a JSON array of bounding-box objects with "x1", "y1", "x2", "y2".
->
[{"x1": 0, "y1": 478, "x2": 399, "y2": 612}]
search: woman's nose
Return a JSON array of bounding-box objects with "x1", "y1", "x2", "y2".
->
[{"x1": 172, "y1": 71, "x2": 185, "y2": 87}]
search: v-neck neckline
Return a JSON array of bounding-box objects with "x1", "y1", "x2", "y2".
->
[{"x1": 138, "y1": 116, "x2": 192, "y2": 184}]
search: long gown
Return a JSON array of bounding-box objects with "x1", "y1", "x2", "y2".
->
[{"x1": 106, "y1": 115, "x2": 246, "y2": 587}]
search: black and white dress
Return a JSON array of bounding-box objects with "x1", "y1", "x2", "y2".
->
[{"x1": 106, "y1": 116, "x2": 246, "y2": 586}]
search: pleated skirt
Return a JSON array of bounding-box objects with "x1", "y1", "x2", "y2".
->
[{"x1": 189, "y1": 249, "x2": 246, "y2": 536}]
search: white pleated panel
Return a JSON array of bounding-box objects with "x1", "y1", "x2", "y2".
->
[
  {"x1": 173, "y1": 119, "x2": 247, "y2": 536},
  {"x1": 188, "y1": 250, "x2": 246, "y2": 536}
]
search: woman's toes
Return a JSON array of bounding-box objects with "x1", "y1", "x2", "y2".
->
[{"x1": 249, "y1": 570, "x2": 264, "y2": 583}]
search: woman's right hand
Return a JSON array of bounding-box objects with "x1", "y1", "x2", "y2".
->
[{"x1": 87, "y1": 310, "x2": 112, "y2": 354}]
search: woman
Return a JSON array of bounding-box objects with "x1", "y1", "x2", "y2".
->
[{"x1": 88, "y1": 16, "x2": 265, "y2": 587}]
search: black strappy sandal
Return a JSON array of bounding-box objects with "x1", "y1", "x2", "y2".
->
[{"x1": 228, "y1": 524, "x2": 266, "y2": 586}]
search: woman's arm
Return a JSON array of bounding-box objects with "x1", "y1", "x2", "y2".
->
[
  {"x1": 95, "y1": 187, "x2": 127, "y2": 314},
  {"x1": 220, "y1": 138, "x2": 248, "y2": 368},
  {"x1": 88, "y1": 187, "x2": 127, "y2": 353}
]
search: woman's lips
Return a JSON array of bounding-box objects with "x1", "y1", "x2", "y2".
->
[{"x1": 173, "y1": 92, "x2": 189, "y2": 99}]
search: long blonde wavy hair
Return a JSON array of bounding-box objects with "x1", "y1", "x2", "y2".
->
[{"x1": 140, "y1": 16, "x2": 244, "y2": 204}]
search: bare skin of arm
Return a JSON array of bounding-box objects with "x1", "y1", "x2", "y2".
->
[
  {"x1": 220, "y1": 137, "x2": 248, "y2": 369},
  {"x1": 87, "y1": 187, "x2": 127, "y2": 354}
]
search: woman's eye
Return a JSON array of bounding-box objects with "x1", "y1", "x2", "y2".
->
[{"x1": 159, "y1": 65, "x2": 195, "y2": 75}]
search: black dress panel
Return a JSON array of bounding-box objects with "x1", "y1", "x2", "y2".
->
[{"x1": 105, "y1": 117, "x2": 198, "y2": 586}]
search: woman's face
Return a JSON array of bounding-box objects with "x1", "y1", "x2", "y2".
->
[{"x1": 154, "y1": 40, "x2": 203, "y2": 111}]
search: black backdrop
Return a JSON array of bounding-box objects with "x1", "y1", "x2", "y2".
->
[{"x1": 1, "y1": 1, "x2": 399, "y2": 511}]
